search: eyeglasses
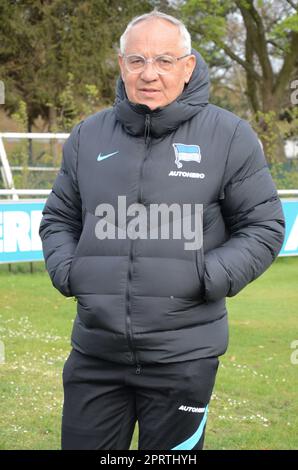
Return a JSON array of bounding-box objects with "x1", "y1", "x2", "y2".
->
[{"x1": 122, "y1": 53, "x2": 190, "y2": 75}]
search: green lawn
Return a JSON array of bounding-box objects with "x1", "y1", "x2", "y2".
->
[{"x1": 0, "y1": 257, "x2": 297, "y2": 450}]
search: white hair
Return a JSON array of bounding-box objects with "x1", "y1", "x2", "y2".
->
[{"x1": 119, "y1": 10, "x2": 192, "y2": 55}]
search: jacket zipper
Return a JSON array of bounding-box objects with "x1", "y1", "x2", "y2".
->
[
  {"x1": 125, "y1": 241, "x2": 140, "y2": 373},
  {"x1": 124, "y1": 113, "x2": 151, "y2": 375},
  {"x1": 138, "y1": 114, "x2": 151, "y2": 202}
]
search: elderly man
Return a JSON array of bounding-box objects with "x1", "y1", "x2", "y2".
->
[{"x1": 39, "y1": 11, "x2": 285, "y2": 450}]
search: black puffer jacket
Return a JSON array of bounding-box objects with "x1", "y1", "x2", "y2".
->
[{"x1": 39, "y1": 50, "x2": 285, "y2": 367}]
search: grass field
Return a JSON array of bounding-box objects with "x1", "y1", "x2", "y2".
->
[{"x1": 0, "y1": 257, "x2": 297, "y2": 450}]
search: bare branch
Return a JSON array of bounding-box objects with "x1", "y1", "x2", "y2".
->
[
  {"x1": 245, "y1": 30, "x2": 260, "y2": 112},
  {"x1": 191, "y1": 19, "x2": 261, "y2": 81},
  {"x1": 217, "y1": 40, "x2": 262, "y2": 82},
  {"x1": 267, "y1": 39, "x2": 287, "y2": 53},
  {"x1": 236, "y1": 0, "x2": 274, "y2": 84},
  {"x1": 285, "y1": 0, "x2": 298, "y2": 11},
  {"x1": 274, "y1": 31, "x2": 298, "y2": 99}
]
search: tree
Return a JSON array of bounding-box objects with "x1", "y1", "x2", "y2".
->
[
  {"x1": 181, "y1": 0, "x2": 298, "y2": 162},
  {"x1": 0, "y1": 0, "x2": 153, "y2": 132}
]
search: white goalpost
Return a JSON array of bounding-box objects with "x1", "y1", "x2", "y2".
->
[
  {"x1": 0, "y1": 132, "x2": 297, "y2": 263},
  {"x1": 1, "y1": 132, "x2": 298, "y2": 199},
  {"x1": 0, "y1": 132, "x2": 69, "y2": 200}
]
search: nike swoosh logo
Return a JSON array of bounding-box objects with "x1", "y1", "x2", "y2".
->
[{"x1": 97, "y1": 151, "x2": 119, "y2": 162}]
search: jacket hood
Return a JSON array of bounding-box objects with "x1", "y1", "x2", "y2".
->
[{"x1": 114, "y1": 49, "x2": 209, "y2": 138}]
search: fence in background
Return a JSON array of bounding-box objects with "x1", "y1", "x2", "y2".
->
[
  {"x1": 0, "y1": 193, "x2": 297, "y2": 264},
  {"x1": 0, "y1": 133, "x2": 297, "y2": 263}
]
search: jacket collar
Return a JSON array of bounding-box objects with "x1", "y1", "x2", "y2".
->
[{"x1": 114, "y1": 49, "x2": 209, "y2": 139}]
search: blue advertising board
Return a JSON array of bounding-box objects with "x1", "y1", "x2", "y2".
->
[
  {"x1": 279, "y1": 200, "x2": 298, "y2": 256},
  {"x1": 0, "y1": 199, "x2": 297, "y2": 263},
  {"x1": 0, "y1": 200, "x2": 44, "y2": 263}
]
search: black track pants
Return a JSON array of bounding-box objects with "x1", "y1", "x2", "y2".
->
[{"x1": 61, "y1": 348, "x2": 219, "y2": 450}]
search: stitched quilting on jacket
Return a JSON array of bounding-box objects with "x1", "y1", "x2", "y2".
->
[{"x1": 39, "y1": 49, "x2": 285, "y2": 365}]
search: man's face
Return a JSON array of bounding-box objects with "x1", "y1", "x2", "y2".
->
[{"x1": 118, "y1": 19, "x2": 196, "y2": 110}]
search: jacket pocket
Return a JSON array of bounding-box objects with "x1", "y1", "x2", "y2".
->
[
  {"x1": 67, "y1": 210, "x2": 92, "y2": 290},
  {"x1": 195, "y1": 245, "x2": 206, "y2": 298},
  {"x1": 67, "y1": 257, "x2": 76, "y2": 296},
  {"x1": 67, "y1": 234, "x2": 83, "y2": 296},
  {"x1": 67, "y1": 211, "x2": 101, "y2": 295}
]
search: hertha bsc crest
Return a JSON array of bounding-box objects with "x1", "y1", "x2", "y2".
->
[{"x1": 173, "y1": 143, "x2": 201, "y2": 169}]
